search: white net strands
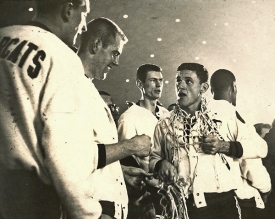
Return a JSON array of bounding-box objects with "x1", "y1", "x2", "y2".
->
[{"x1": 157, "y1": 98, "x2": 228, "y2": 219}]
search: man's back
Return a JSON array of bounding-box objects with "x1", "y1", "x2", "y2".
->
[{"x1": 0, "y1": 24, "x2": 99, "y2": 219}]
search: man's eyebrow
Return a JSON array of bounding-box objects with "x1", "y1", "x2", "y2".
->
[{"x1": 149, "y1": 77, "x2": 163, "y2": 79}]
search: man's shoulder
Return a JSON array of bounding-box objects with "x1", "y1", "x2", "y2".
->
[
  {"x1": 207, "y1": 99, "x2": 236, "y2": 117},
  {"x1": 119, "y1": 104, "x2": 149, "y2": 120},
  {"x1": 0, "y1": 25, "x2": 75, "y2": 56},
  {"x1": 157, "y1": 105, "x2": 169, "y2": 114}
]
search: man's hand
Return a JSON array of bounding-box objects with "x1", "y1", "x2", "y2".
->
[
  {"x1": 121, "y1": 165, "x2": 153, "y2": 190},
  {"x1": 130, "y1": 134, "x2": 152, "y2": 157},
  {"x1": 202, "y1": 135, "x2": 230, "y2": 155},
  {"x1": 157, "y1": 160, "x2": 178, "y2": 183}
]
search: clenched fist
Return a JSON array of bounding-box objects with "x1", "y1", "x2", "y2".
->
[{"x1": 130, "y1": 134, "x2": 152, "y2": 157}]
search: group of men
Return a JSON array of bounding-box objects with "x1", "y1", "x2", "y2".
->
[{"x1": 0, "y1": 0, "x2": 272, "y2": 219}]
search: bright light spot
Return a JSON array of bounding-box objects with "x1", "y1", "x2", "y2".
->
[
  {"x1": 123, "y1": 14, "x2": 128, "y2": 18},
  {"x1": 195, "y1": 57, "x2": 200, "y2": 60},
  {"x1": 233, "y1": 59, "x2": 237, "y2": 63},
  {"x1": 224, "y1": 22, "x2": 229, "y2": 26},
  {"x1": 28, "y1": 8, "x2": 33, "y2": 12},
  {"x1": 150, "y1": 54, "x2": 155, "y2": 58},
  {"x1": 202, "y1": 41, "x2": 207, "y2": 44},
  {"x1": 175, "y1": 19, "x2": 181, "y2": 22},
  {"x1": 214, "y1": 23, "x2": 217, "y2": 26},
  {"x1": 126, "y1": 79, "x2": 130, "y2": 82},
  {"x1": 157, "y1": 38, "x2": 162, "y2": 42},
  {"x1": 165, "y1": 81, "x2": 169, "y2": 84},
  {"x1": 251, "y1": 0, "x2": 256, "y2": 3}
]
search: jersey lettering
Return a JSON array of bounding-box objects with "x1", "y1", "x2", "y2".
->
[
  {"x1": 7, "y1": 40, "x2": 27, "y2": 63},
  {"x1": 19, "y1": 42, "x2": 38, "y2": 68},
  {"x1": 27, "y1": 50, "x2": 46, "y2": 79},
  {"x1": 0, "y1": 36, "x2": 46, "y2": 79},
  {"x1": 0, "y1": 37, "x2": 11, "y2": 56},
  {"x1": 0, "y1": 38, "x2": 19, "y2": 59}
]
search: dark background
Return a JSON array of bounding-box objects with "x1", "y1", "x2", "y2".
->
[{"x1": 1, "y1": 0, "x2": 275, "y2": 124}]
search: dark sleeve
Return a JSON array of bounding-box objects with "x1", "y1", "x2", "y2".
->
[
  {"x1": 120, "y1": 155, "x2": 140, "y2": 168},
  {"x1": 97, "y1": 144, "x2": 106, "y2": 169},
  {"x1": 227, "y1": 141, "x2": 243, "y2": 158}
]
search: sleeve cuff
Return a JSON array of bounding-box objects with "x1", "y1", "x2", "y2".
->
[
  {"x1": 97, "y1": 144, "x2": 106, "y2": 169},
  {"x1": 228, "y1": 141, "x2": 243, "y2": 158}
]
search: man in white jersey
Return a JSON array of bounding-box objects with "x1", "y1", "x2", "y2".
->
[
  {"x1": 210, "y1": 69, "x2": 271, "y2": 219},
  {"x1": 150, "y1": 63, "x2": 267, "y2": 219},
  {"x1": 0, "y1": 2, "x2": 151, "y2": 219},
  {"x1": 117, "y1": 64, "x2": 169, "y2": 218},
  {"x1": 78, "y1": 17, "x2": 153, "y2": 219}
]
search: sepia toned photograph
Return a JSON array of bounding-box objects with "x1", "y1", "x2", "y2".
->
[{"x1": 0, "y1": 0, "x2": 274, "y2": 218}]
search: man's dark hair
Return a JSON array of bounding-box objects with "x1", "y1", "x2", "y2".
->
[
  {"x1": 177, "y1": 63, "x2": 208, "y2": 83},
  {"x1": 79, "y1": 17, "x2": 128, "y2": 52},
  {"x1": 36, "y1": 0, "x2": 84, "y2": 15},
  {"x1": 210, "y1": 69, "x2": 236, "y2": 93},
  {"x1": 136, "y1": 64, "x2": 162, "y2": 83}
]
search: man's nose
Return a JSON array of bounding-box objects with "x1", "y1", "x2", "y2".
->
[
  {"x1": 156, "y1": 80, "x2": 162, "y2": 87},
  {"x1": 178, "y1": 81, "x2": 187, "y2": 89}
]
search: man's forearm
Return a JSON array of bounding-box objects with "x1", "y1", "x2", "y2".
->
[{"x1": 104, "y1": 140, "x2": 136, "y2": 166}]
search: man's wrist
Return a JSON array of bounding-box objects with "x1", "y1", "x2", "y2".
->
[{"x1": 218, "y1": 141, "x2": 230, "y2": 154}]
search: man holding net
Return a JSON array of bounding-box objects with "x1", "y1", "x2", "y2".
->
[{"x1": 149, "y1": 63, "x2": 267, "y2": 219}]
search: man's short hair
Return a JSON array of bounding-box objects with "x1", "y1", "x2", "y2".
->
[
  {"x1": 136, "y1": 64, "x2": 162, "y2": 83},
  {"x1": 79, "y1": 17, "x2": 128, "y2": 52},
  {"x1": 210, "y1": 69, "x2": 236, "y2": 92},
  {"x1": 36, "y1": 0, "x2": 84, "y2": 15},
  {"x1": 177, "y1": 63, "x2": 208, "y2": 83}
]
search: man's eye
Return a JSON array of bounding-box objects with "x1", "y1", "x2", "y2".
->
[
  {"x1": 176, "y1": 78, "x2": 182, "y2": 83},
  {"x1": 186, "y1": 80, "x2": 193, "y2": 84}
]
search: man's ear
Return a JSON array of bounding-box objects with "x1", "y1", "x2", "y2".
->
[
  {"x1": 88, "y1": 38, "x2": 101, "y2": 55},
  {"x1": 136, "y1": 79, "x2": 143, "y2": 90},
  {"x1": 232, "y1": 81, "x2": 237, "y2": 93},
  {"x1": 200, "y1": 82, "x2": 209, "y2": 94},
  {"x1": 61, "y1": 2, "x2": 74, "y2": 22}
]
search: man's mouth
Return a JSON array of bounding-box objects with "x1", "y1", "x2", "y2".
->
[{"x1": 178, "y1": 91, "x2": 187, "y2": 97}]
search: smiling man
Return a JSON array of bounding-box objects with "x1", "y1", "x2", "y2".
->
[{"x1": 78, "y1": 18, "x2": 153, "y2": 219}]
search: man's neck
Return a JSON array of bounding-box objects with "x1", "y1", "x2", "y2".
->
[
  {"x1": 178, "y1": 100, "x2": 201, "y2": 116},
  {"x1": 213, "y1": 94, "x2": 231, "y2": 105},
  {"x1": 78, "y1": 52, "x2": 95, "y2": 80},
  {"x1": 32, "y1": 16, "x2": 69, "y2": 46},
  {"x1": 138, "y1": 99, "x2": 158, "y2": 114}
]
